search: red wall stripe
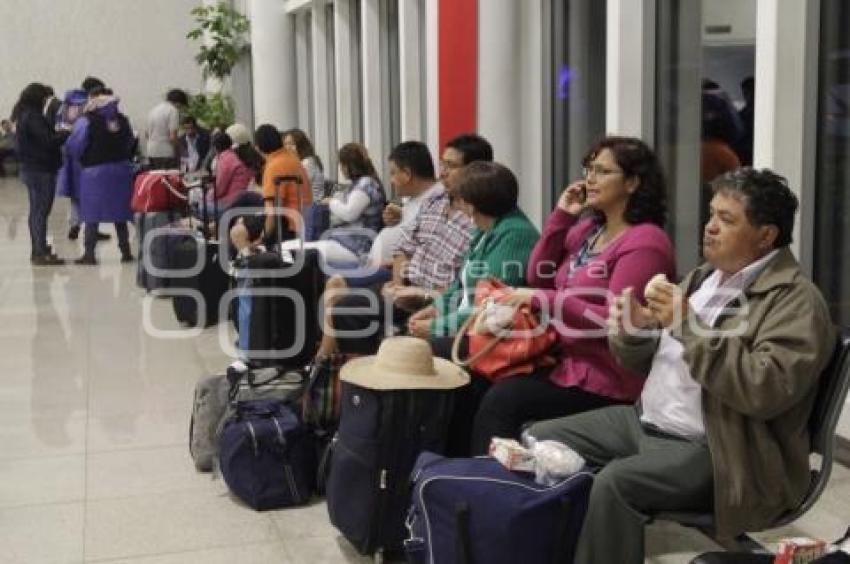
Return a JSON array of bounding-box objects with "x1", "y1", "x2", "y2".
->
[{"x1": 438, "y1": 0, "x2": 478, "y2": 152}]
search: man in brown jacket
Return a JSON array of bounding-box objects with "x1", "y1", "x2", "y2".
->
[{"x1": 528, "y1": 168, "x2": 835, "y2": 564}]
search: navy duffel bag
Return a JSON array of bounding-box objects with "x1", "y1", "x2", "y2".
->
[
  {"x1": 405, "y1": 452, "x2": 593, "y2": 564},
  {"x1": 218, "y1": 400, "x2": 316, "y2": 510}
]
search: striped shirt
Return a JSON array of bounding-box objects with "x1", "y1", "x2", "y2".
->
[{"x1": 395, "y1": 183, "x2": 473, "y2": 290}]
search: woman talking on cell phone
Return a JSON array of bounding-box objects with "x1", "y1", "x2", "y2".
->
[{"x1": 469, "y1": 136, "x2": 676, "y2": 454}]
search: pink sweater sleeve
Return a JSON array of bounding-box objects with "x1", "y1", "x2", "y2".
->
[{"x1": 526, "y1": 208, "x2": 580, "y2": 289}]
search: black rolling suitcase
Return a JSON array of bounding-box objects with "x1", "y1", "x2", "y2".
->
[
  {"x1": 171, "y1": 177, "x2": 231, "y2": 327},
  {"x1": 171, "y1": 236, "x2": 230, "y2": 327},
  {"x1": 232, "y1": 247, "x2": 324, "y2": 369},
  {"x1": 136, "y1": 210, "x2": 177, "y2": 292},
  {"x1": 231, "y1": 172, "x2": 324, "y2": 365},
  {"x1": 326, "y1": 381, "x2": 455, "y2": 560}
]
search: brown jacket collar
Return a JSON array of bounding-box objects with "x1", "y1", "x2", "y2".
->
[{"x1": 686, "y1": 247, "x2": 798, "y2": 297}]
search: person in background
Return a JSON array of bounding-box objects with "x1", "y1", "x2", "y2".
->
[
  {"x1": 283, "y1": 128, "x2": 325, "y2": 201},
  {"x1": 530, "y1": 168, "x2": 835, "y2": 564},
  {"x1": 701, "y1": 78, "x2": 744, "y2": 153},
  {"x1": 81, "y1": 76, "x2": 106, "y2": 96},
  {"x1": 254, "y1": 123, "x2": 311, "y2": 244},
  {"x1": 439, "y1": 133, "x2": 494, "y2": 201},
  {"x1": 178, "y1": 115, "x2": 210, "y2": 173},
  {"x1": 226, "y1": 123, "x2": 264, "y2": 186},
  {"x1": 65, "y1": 78, "x2": 112, "y2": 241},
  {"x1": 65, "y1": 93, "x2": 135, "y2": 265},
  {"x1": 0, "y1": 119, "x2": 16, "y2": 177},
  {"x1": 14, "y1": 82, "x2": 69, "y2": 265},
  {"x1": 738, "y1": 76, "x2": 755, "y2": 166},
  {"x1": 42, "y1": 86, "x2": 62, "y2": 131},
  {"x1": 701, "y1": 91, "x2": 743, "y2": 229},
  {"x1": 701, "y1": 91, "x2": 742, "y2": 184},
  {"x1": 322, "y1": 142, "x2": 387, "y2": 260},
  {"x1": 145, "y1": 88, "x2": 188, "y2": 169},
  {"x1": 210, "y1": 128, "x2": 261, "y2": 209},
  {"x1": 56, "y1": 88, "x2": 106, "y2": 242},
  {"x1": 470, "y1": 136, "x2": 675, "y2": 455}
]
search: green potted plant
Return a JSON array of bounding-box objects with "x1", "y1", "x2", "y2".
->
[{"x1": 186, "y1": 2, "x2": 250, "y2": 128}]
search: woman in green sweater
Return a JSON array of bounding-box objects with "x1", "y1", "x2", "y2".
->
[
  {"x1": 407, "y1": 161, "x2": 539, "y2": 339},
  {"x1": 407, "y1": 161, "x2": 540, "y2": 455}
]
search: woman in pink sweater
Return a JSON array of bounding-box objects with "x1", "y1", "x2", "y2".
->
[
  {"x1": 470, "y1": 136, "x2": 676, "y2": 454},
  {"x1": 211, "y1": 125, "x2": 264, "y2": 208}
]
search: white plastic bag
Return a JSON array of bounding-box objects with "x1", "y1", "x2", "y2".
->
[{"x1": 524, "y1": 435, "x2": 585, "y2": 486}]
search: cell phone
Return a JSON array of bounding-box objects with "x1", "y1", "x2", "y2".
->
[{"x1": 570, "y1": 183, "x2": 587, "y2": 203}]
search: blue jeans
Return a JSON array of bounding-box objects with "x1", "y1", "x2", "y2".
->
[{"x1": 20, "y1": 169, "x2": 57, "y2": 256}]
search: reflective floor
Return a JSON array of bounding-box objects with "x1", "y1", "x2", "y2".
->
[{"x1": 0, "y1": 175, "x2": 848, "y2": 563}]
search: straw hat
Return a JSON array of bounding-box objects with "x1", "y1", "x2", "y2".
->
[
  {"x1": 340, "y1": 337, "x2": 470, "y2": 391},
  {"x1": 225, "y1": 123, "x2": 252, "y2": 146}
]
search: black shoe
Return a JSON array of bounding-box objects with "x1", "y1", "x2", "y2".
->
[
  {"x1": 96, "y1": 232, "x2": 111, "y2": 241},
  {"x1": 120, "y1": 252, "x2": 135, "y2": 263},
  {"x1": 74, "y1": 255, "x2": 98, "y2": 266},
  {"x1": 68, "y1": 225, "x2": 80, "y2": 240},
  {"x1": 31, "y1": 254, "x2": 66, "y2": 266}
]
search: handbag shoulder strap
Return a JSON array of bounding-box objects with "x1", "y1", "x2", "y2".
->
[{"x1": 450, "y1": 304, "x2": 516, "y2": 367}]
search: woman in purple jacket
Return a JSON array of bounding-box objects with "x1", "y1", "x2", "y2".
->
[
  {"x1": 65, "y1": 94, "x2": 135, "y2": 265},
  {"x1": 470, "y1": 136, "x2": 675, "y2": 454}
]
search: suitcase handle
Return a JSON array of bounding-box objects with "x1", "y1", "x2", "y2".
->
[
  {"x1": 551, "y1": 496, "x2": 572, "y2": 564},
  {"x1": 455, "y1": 502, "x2": 473, "y2": 564},
  {"x1": 273, "y1": 174, "x2": 304, "y2": 249}
]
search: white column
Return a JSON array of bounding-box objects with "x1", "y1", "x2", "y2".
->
[
  {"x1": 518, "y1": 0, "x2": 545, "y2": 227},
  {"x1": 753, "y1": 0, "x2": 820, "y2": 267},
  {"x1": 361, "y1": 0, "x2": 384, "y2": 162},
  {"x1": 310, "y1": 2, "x2": 333, "y2": 171},
  {"x1": 478, "y1": 0, "x2": 520, "y2": 173},
  {"x1": 606, "y1": 0, "x2": 656, "y2": 139},
  {"x1": 424, "y1": 0, "x2": 440, "y2": 159},
  {"x1": 334, "y1": 0, "x2": 358, "y2": 145},
  {"x1": 399, "y1": 0, "x2": 423, "y2": 141},
  {"x1": 294, "y1": 11, "x2": 312, "y2": 133},
  {"x1": 250, "y1": 0, "x2": 297, "y2": 128}
]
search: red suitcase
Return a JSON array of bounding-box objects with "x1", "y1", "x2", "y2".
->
[{"x1": 131, "y1": 170, "x2": 188, "y2": 213}]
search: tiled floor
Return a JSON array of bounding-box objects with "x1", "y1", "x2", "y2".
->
[{"x1": 0, "y1": 176, "x2": 848, "y2": 563}]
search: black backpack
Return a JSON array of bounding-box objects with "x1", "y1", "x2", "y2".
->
[{"x1": 80, "y1": 111, "x2": 133, "y2": 167}]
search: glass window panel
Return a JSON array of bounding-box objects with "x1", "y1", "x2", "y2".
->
[
  {"x1": 550, "y1": 0, "x2": 607, "y2": 207},
  {"x1": 814, "y1": 0, "x2": 850, "y2": 324},
  {"x1": 655, "y1": 0, "x2": 755, "y2": 274}
]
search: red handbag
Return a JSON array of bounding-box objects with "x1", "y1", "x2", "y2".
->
[{"x1": 451, "y1": 278, "x2": 557, "y2": 381}]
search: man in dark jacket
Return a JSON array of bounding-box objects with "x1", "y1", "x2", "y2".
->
[
  {"x1": 178, "y1": 116, "x2": 210, "y2": 172},
  {"x1": 14, "y1": 82, "x2": 69, "y2": 265}
]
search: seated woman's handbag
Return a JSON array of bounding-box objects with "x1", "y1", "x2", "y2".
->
[{"x1": 451, "y1": 278, "x2": 558, "y2": 381}]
